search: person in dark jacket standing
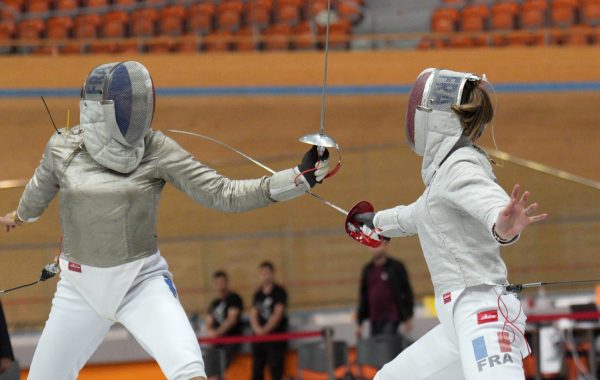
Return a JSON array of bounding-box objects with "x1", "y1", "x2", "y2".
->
[
  {"x1": 356, "y1": 239, "x2": 414, "y2": 337},
  {"x1": 0, "y1": 300, "x2": 15, "y2": 374}
]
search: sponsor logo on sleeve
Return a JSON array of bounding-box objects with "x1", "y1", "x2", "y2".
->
[
  {"x1": 477, "y1": 310, "x2": 498, "y2": 324},
  {"x1": 443, "y1": 292, "x2": 451, "y2": 304}
]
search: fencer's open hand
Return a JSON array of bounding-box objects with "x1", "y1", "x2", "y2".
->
[
  {"x1": 0, "y1": 211, "x2": 20, "y2": 233},
  {"x1": 297, "y1": 146, "x2": 330, "y2": 187},
  {"x1": 495, "y1": 184, "x2": 547, "y2": 241}
]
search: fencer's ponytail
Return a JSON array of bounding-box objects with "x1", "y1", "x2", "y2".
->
[{"x1": 451, "y1": 83, "x2": 494, "y2": 141}]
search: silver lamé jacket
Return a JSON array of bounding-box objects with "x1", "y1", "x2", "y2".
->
[{"x1": 17, "y1": 128, "x2": 275, "y2": 267}]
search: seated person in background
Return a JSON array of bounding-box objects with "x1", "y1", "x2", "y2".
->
[
  {"x1": 356, "y1": 239, "x2": 414, "y2": 338},
  {"x1": 204, "y1": 270, "x2": 244, "y2": 380},
  {"x1": 250, "y1": 261, "x2": 288, "y2": 380},
  {"x1": 0, "y1": 300, "x2": 14, "y2": 374}
]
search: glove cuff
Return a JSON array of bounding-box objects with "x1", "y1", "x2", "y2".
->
[{"x1": 268, "y1": 167, "x2": 310, "y2": 202}]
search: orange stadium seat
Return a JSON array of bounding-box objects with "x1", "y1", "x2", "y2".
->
[
  {"x1": 39, "y1": 16, "x2": 73, "y2": 53},
  {"x1": 338, "y1": 0, "x2": 363, "y2": 24},
  {"x1": 55, "y1": 0, "x2": 79, "y2": 11},
  {"x1": 328, "y1": 23, "x2": 350, "y2": 50},
  {"x1": 308, "y1": 0, "x2": 327, "y2": 18},
  {"x1": 317, "y1": 19, "x2": 350, "y2": 49},
  {"x1": 131, "y1": 8, "x2": 158, "y2": 37},
  {"x1": 507, "y1": 29, "x2": 545, "y2": 45},
  {"x1": 147, "y1": 5, "x2": 185, "y2": 53},
  {"x1": 175, "y1": 34, "x2": 199, "y2": 53},
  {"x1": 92, "y1": 10, "x2": 129, "y2": 53},
  {"x1": 491, "y1": 1, "x2": 519, "y2": 30},
  {"x1": 551, "y1": 0, "x2": 578, "y2": 27},
  {"x1": 263, "y1": 23, "x2": 291, "y2": 50},
  {"x1": 431, "y1": 7, "x2": 459, "y2": 33},
  {"x1": 187, "y1": 2, "x2": 216, "y2": 35},
  {"x1": 217, "y1": 9, "x2": 241, "y2": 32},
  {"x1": 490, "y1": 0, "x2": 519, "y2": 46},
  {"x1": 0, "y1": 21, "x2": 15, "y2": 53},
  {"x1": 523, "y1": 0, "x2": 548, "y2": 9},
  {"x1": 103, "y1": 10, "x2": 129, "y2": 37},
  {"x1": 566, "y1": 24, "x2": 593, "y2": 44},
  {"x1": 204, "y1": 29, "x2": 232, "y2": 51},
  {"x1": 159, "y1": 5, "x2": 186, "y2": 35},
  {"x1": 582, "y1": 0, "x2": 600, "y2": 25},
  {"x1": 27, "y1": 0, "x2": 51, "y2": 13},
  {"x1": 551, "y1": 24, "x2": 592, "y2": 44},
  {"x1": 235, "y1": 26, "x2": 256, "y2": 51},
  {"x1": 277, "y1": 4, "x2": 300, "y2": 26},
  {"x1": 246, "y1": 2, "x2": 271, "y2": 30},
  {"x1": 295, "y1": 20, "x2": 314, "y2": 49},
  {"x1": 64, "y1": 13, "x2": 100, "y2": 53},
  {"x1": 219, "y1": 0, "x2": 244, "y2": 14},
  {"x1": 17, "y1": 19, "x2": 44, "y2": 53},
  {"x1": 520, "y1": 1, "x2": 546, "y2": 29},
  {"x1": 47, "y1": 16, "x2": 73, "y2": 37},
  {"x1": 3, "y1": 0, "x2": 24, "y2": 13},
  {"x1": 461, "y1": 5, "x2": 489, "y2": 32},
  {"x1": 85, "y1": 0, "x2": 108, "y2": 8}
]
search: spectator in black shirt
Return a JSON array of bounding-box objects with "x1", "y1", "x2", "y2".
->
[
  {"x1": 250, "y1": 261, "x2": 287, "y2": 380},
  {"x1": 204, "y1": 270, "x2": 243, "y2": 380},
  {"x1": 356, "y1": 239, "x2": 414, "y2": 338},
  {"x1": 0, "y1": 300, "x2": 14, "y2": 374}
]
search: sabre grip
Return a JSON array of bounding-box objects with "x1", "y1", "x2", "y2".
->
[
  {"x1": 298, "y1": 146, "x2": 329, "y2": 187},
  {"x1": 352, "y1": 212, "x2": 375, "y2": 229}
]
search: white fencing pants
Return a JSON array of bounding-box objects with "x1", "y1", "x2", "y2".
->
[
  {"x1": 28, "y1": 275, "x2": 205, "y2": 380},
  {"x1": 375, "y1": 285, "x2": 529, "y2": 380}
]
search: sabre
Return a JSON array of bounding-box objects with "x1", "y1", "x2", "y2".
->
[
  {"x1": 167, "y1": 129, "x2": 348, "y2": 216},
  {"x1": 505, "y1": 278, "x2": 600, "y2": 293},
  {"x1": 0, "y1": 263, "x2": 59, "y2": 295},
  {"x1": 297, "y1": 0, "x2": 342, "y2": 179}
]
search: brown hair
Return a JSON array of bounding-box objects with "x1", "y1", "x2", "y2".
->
[{"x1": 451, "y1": 82, "x2": 494, "y2": 141}]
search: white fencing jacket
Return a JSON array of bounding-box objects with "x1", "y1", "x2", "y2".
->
[{"x1": 374, "y1": 112, "x2": 514, "y2": 297}]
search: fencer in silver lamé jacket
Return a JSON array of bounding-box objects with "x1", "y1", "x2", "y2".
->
[
  {"x1": 373, "y1": 111, "x2": 515, "y2": 297},
  {"x1": 17, "y1": 127, "x2": 299, "y2": 268}
]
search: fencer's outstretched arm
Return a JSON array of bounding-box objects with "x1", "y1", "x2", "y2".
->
[
  {"x1": 443, "y1": 158, "x2": 545, "y2": 243},
  {"x1": 0, "y1": 135, "x2": 60, "y2": 231},
  {"x1": 372, "y1": 200, "x2": 420, "y2": 238},
  {"x1": 155, "y1": 133, "x2": 327, "y2": 212}
]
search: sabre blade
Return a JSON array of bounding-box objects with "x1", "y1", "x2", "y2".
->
[
  {"x1": 307, "y1": 191, "x2": 348, "y2": 216},
  {"x1": 168, "y1": 130, "x2": 276, "y2": 174}
]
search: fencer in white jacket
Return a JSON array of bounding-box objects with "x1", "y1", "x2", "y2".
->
[{"x1": 353, "y1": 69, "x2": 547, "y2": 380}]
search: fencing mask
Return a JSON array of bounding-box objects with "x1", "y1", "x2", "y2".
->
[
  {"x1": 405, "y1": 68, "x2": 489, "y2": 157},
  {"x1": 80, "y1": 61, "x2": 155, "y2": 173}
]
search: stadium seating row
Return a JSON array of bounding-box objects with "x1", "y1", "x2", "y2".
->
[
  {"x1": 0, "y1": 0, "x2": 362, "y2": 53},
  {"x1": 425, "y1": 0, "x2": 600, "y2": 47}
]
